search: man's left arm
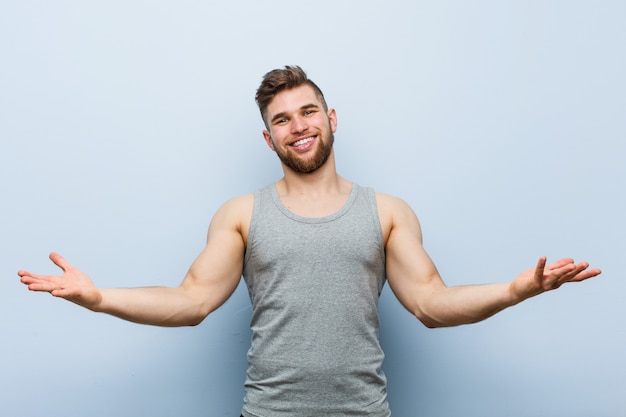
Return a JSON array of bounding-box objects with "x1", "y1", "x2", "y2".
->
[{"x1": 380, "y1": 195, "x2": 602, "y2": 328}]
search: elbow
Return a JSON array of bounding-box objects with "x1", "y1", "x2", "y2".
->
[
  {"x1": 414, "y1": 307, "x2": 443, "y2": 329},
  {"x1": 184, "y1": 313, "x2": 206, "y2": 327},
  {"x1": 416, "y1": 314, "x2": 445, "y2": 329},
  {"x1": 163, "y1": 305, "x2": 210, "y2": 327},
  {"x1": 414, "y1": 305, "x2": 454, "y2": 329},
  {"x1": 415, "y1": 310, "x2": 481, "y2": 329},
  {"x1": 186, "y1": 305, "x2": 212, "y2": 326},
  {"x1": 176, "y1": 286, "x2": 216, "y2": 327},
  {"x1": 158, "y1": 314, "x2": 206, "y2": 327}
]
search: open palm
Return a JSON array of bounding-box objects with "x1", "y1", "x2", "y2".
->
[
  {"x1": 18, "y1": 252, "x2": 102, "y2": 310},
  {"x1": 510, "y1": 256, "x2": 601, "y2": 302}
]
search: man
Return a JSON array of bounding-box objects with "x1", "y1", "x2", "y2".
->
[{"x1": 19, "y1": 66, "x2": 601, "y2": 417}]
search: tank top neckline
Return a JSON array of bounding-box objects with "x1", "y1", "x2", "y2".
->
[{"x1": 269, "y1": 182, "x2": 359, "y2": 224}]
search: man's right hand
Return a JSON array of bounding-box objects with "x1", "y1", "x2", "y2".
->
[
  {"x1": 19, "y1": 252, "x2": 103, "y2": 311},
  {"x1": 17, "y1": 195, "x2": 251, "y2": 326}
]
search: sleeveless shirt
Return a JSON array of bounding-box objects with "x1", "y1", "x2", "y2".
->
[{"x1": 241, "y1": 183, "x2": 391, "y2": 417}]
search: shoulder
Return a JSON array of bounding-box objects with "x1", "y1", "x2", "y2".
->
[
  {"x1": 218, "y1": 193, "x2": 255, "y2": 214},
  {"x1": 374, "y1": 192, "x2": 423, "y2": 244},
  {"x1": 375, "y1": 192, "x2": 410, "y2": 210},
  {"x1": 209, "y1": 194, "x2": 254, "y2": 241},
  {"x1": 374, "y1": 192, "x2": 417, "y2": 220}
]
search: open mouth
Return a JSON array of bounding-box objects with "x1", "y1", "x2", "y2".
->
[{"x1": 290, "y1": 136, "x2": 315, "y2": 148}]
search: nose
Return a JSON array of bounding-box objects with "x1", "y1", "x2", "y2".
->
[{"x1": 290, "y1": 115, "x2": 308, "y2": 134}]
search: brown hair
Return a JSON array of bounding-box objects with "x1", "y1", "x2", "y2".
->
[{"x1": 255, "y1": 65, "x2": 327, "y2": 127}]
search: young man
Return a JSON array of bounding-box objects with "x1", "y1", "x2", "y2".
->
[{"x1": 19, "y1": 66, "x2": 601, "y2": 417}]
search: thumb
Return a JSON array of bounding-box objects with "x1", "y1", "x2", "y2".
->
[
  {"x1": 534, "y1": 256, "x2": 547, "y2": 280},
  {"x1": 49, "y1": 252, "x2": 71, "y2": 273}
]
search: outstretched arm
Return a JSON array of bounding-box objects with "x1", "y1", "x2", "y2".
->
[
  {"x1": 379, "y1": 194, "x2": 601, "y2": 328},
  {"x1": 18, "y1": 195, "x2": 252, "y2": 327}
]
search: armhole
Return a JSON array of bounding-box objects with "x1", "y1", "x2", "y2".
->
[
  {"x1": 242, "y1": 190, "x2": 259, "y2": 268},
  {"x1": 367, "y1": 188, "x2": 387, "y2": 278}
]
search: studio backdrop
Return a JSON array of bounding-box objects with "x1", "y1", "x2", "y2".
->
[{"x1": 1, "y1": 1, "x2": 624, "y2": 416}]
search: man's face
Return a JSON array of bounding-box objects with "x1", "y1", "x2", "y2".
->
[{"x1": 262, "y1": 85, "x2": 337, "y2": 174}]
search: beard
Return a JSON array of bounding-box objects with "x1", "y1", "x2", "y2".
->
[{"x1": 273, "y1": 131, "x2": 335, "y2": 174}]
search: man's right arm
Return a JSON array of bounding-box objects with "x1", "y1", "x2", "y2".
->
[{"x1": 18, "y1": 195, "x2": 252, "y2": 327}]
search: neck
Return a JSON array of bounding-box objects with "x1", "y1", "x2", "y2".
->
[{"x1": 277, "y1": 151, "x2": 348, "y2": 197}]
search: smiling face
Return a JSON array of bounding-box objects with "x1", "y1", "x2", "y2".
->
[{"x1": 263, "y1": 85, "x2": 337, "y2": 174}]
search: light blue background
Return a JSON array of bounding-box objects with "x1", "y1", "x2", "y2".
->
[{"x1": 1, "y1": 1, "x2": 624, "y2": 416}]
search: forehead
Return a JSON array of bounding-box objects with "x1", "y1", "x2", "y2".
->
[{"x1": 265, "y1": 85, "x2": 322, "y2": 117}]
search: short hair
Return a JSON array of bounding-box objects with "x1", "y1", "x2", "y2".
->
[{"x1": 255, "y1": 65, "x2": 328, "y2": 127}]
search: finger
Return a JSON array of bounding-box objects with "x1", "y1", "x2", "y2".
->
[
  {"x1": 51, "y1": 288, "x2": 72, "y2": 298},
  {"x1": 26, "y1": 279, "x2": 62, "y2": 293},
  {"x1": 18, "y1": 267, "x2": 66, "y2": 294},
  {"x1": 550, "y1": 262, "x2": 578, "y2": 278},
  {"x1": 546, "y1": 263, "x2": 578, "y2": 289},
  {"x1": 51, "y1": 286, "x2": 84, "y2": 300},
  {"x1": 49, "y1": 252, "x2": 71, "y2": 272},
  {"x1": 562, "y1": 264, "x2": 602, "y2": 283},
  {"x1": 549, "y1": 261, "x2": 602, "y2": 288},
  {"x1": 545, "y1": 258, "x2": 575, "y2": 271},
  {"x1": 570, "y1": 268, "x2": 602, "y2": 282},
  {"x1": 18, "y1": 269, "x2": 60, "y2": 289},
  {"x1": 18, "y1": 271, "x2": 50, "y2": 284},
  {"x1": 534, "y1": 256, "x2": 547, "y2": 281}
]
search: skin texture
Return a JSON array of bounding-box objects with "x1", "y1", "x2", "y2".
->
[{"x1": 18, "y1": 84, "x2": 602, "y2": 328}]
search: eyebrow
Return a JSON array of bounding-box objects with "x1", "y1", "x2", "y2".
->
[{"x1": 270, "y1": 103, "x2": 320, "y2": 124}]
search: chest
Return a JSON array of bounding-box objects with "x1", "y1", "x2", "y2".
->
[
  {"x1": 244, "y1": 207, "x2": 387, "y2": 309},
  {"x1": 277, "y1": 194, "x2": 349, "y2": 218}
]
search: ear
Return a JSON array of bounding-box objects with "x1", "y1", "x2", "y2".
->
[
  {"x1": 327, "y1": 108, "x2": 338, "y2": 133},
  {"x1": 263, "y1": 130, "x2": 275, "y2": 150}
]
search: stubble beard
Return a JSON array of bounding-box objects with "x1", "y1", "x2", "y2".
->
[{"x1": 273, "y1": 131, "x2": 335, "y2": 174}]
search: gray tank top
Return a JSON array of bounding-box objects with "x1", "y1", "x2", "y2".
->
[{"x1": 241, "y1": 183, "x2": 391, "y2": 417}]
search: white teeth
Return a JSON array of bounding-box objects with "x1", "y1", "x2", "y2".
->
[{"x1": 292, "y1": 137, "x2": 313, "y2": 147}]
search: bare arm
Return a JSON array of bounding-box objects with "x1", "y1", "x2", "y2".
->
[
  {"x1": 18, "y1": 195, "x2": 252, "y2": 327},
  {"x1": 379, "y1": 194, "x2": 602, "y2": 328}
]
